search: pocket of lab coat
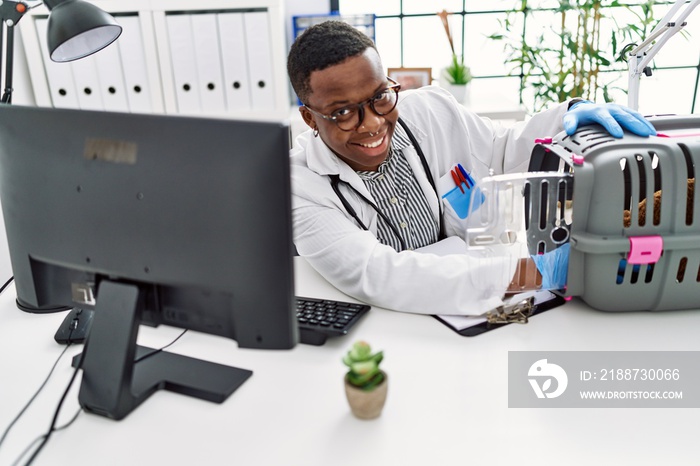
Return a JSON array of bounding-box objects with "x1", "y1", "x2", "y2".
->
[{"x1": 438, "y1": 172, "x2": 484, "y2": 235}]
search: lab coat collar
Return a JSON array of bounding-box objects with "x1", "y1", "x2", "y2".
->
[
  {"x1": 392, "y1": 116, "x2": 427, "y2": 153},
  {"x1": 304, "y1": 132, "x2": 353, "y2": 179}
]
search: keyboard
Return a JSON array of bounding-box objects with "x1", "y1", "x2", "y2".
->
[{"x1": 296, "y1": 297, "x2": 371, "y2": 346}]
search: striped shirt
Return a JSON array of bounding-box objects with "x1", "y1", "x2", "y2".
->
[{"x1": 356, "y1": 124, "x2": 438, "y2": 251}]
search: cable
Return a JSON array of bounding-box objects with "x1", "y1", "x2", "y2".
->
[
  {"x1": 0, "y1": 276, "x2": 14, "y2": 295},
  {"x1": 9, "y1": 327, "x2": 188, "y2": 465},
  {"x1": 0, "y1": 343, "x2": 72, "y2": 450},
  {"x1": 21, "y1": 363, "x2": 81, "y2": 466},
  {"x1": 618, "y1": 42, "x2": 637, "y2": 64},
  {"x1": 134, "y1": 329, "x2": 188, "y2": 363},
  {"x1": 10, "y1": 410, "x2": 80, "y2": 466},
  {"x1": 11, "y1": 437, "x2": 43, "y2": 466}
]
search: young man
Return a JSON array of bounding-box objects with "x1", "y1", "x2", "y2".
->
[{"x1": 287, "y1": 21, "x2": 655, "y2": 316}]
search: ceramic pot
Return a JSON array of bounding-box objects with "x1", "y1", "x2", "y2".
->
[
  {"x1": 439, "y1": 69, "x2": 471, "y2": 106},
  {"x1": 445, "y1": 83, "x2": 471, "y2": 105},
  {"x1": 344, "y1": 371, "x2": 388, "y2": 419}
]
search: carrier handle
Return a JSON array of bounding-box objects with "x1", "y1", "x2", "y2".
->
[{"x1": 571, "y1": 232, "x2": 697, "y2": 258}]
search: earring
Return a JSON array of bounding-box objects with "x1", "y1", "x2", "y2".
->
[{"x1": 313, "y1": 128, "x2": 319, "y2": 138}]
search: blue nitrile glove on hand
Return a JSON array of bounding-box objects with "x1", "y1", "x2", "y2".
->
[
  {"x1": 531, "y1": 243, "x2": 570, "y2": 290},
  {"x1": 562, "y1": 101, "x2": 656, "y2": 138}
]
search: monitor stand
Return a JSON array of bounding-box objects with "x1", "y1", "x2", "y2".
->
[{"x1": 73, "y1": 280, "x2": 252, "y2": 420}]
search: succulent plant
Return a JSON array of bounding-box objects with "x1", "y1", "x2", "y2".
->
[{"x1": 343, "y1": 341, "x2": 385, "y2": 391}]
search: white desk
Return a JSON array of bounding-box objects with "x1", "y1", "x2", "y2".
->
[{"x1": 1, "y1": 257, "x2": 699, "y2": 466}]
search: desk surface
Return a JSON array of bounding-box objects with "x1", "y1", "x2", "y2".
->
[{"x1": 1, "y1": 257, "x2": 699, "y2": 466}]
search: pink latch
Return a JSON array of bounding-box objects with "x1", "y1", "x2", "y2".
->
[
  {"x1": 655, "y1": 132, "x2": 700, "y2": 138},
  {"x1": 535, "y1": 137, "x2": 552, "y2": 144},
  {"x1": 627, "y1": 236, "x2": 663, "y2": 264},
  {"x1": 572, "y1": 154, "x2": 584, "y2": 165}
]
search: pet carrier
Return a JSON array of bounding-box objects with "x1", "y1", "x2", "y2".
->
[{"x1": 525, "y1": 115, "x2": 700, "y2": 311}]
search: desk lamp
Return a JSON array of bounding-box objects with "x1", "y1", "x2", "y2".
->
[
  {"x1": 627, "y1": 0, "x2": 700, "y2": 111},
  {"x1": 0, "y1": 0, "x2": 121, "y2": 312},
  {"x1": 1, "y1": 0, "x2": 122, "y2": 104}
]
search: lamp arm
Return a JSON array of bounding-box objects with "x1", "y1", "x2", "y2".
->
[
  {"x1": 650, "y1": 0, "x2": 690, "y2": 36},
  {"x1": 631, "y1": 22, "x2": 686, "y2": 76},
  {"x1": 1, "y1": 25, "x2": 17, "y2": 104},
  {"x1": 0, "y1": 1, "x2": 29, "y2": 104},
  {"x1": 627, "y1": 0, "x2": 700, "y2": 111}
]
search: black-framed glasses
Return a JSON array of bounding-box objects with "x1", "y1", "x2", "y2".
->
[{"x1": 304, "y1": 77, "x2": 401, "y2": 131}]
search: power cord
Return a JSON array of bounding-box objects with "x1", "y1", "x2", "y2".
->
[
  {"x1": 134, "y1": 329, "x2": 188, "y2": 363},
  {"x1": 7, "y1": 327, "x2": 189, "y2": 465},
  {"x1": 21, "y1": 360, "x2": 82, "y2": 466},
  {"x1": 0, "y1": 276, "x2": 14, "y2": 295},
  {"x1": 0, "y1": 343, "x2": 72, "y2": 450},
  {"x1": 10, "y1": 408, "x2": 81, "y2": 466}
]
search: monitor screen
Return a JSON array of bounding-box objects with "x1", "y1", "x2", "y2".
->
[{"x1": 0, "y1": 104, "x2": 297, "y2": 419}]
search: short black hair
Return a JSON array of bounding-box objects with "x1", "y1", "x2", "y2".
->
[{"x1": 287, "y1": 21, "x2": 377, "y2": 104}]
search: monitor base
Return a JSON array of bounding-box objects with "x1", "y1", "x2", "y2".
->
[
  {"x1": 16, "y1": 298, "x2": 71, "y2": 314},
  {"x1": 75, "y1": 280, "x2": 252, "y2": 420}
]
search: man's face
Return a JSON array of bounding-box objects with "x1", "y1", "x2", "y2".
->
[{"x1": 302, "y1": 48, "x2": 398, "y2": 172}]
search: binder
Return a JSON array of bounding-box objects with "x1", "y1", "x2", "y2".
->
[
  {"x1": 165, "y1": 13, "x2": 201, "y2": 113},
  {"x1": 117, "y1": 15, "x2": 154, "y2": 113},
  {"x1": 69, "y1": 57, "x2": 105, "y2": 110},
  {"x1": 92, "y1": 42, "x2": 129, "y2": 112},
  {"x1": 34, "y1": 18, "x2": 80, "y2": 109},
  {"x1": 243, "y1": 12, "x2": 275, "y2": 110},
  {"x1": 217, "y1": 12, "x2": 252, "y2": 112},
  {"x1": 190, "y1": 13, "x2": 226, "y2": 114}
]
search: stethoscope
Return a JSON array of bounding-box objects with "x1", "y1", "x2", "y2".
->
[{"x1": 328, "y1": 118, "x2": 446, "y2": 251}]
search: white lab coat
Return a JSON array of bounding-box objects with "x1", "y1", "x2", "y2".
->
[{"x1": 290, "y1": 86, "x2": 570, "y2": 315}]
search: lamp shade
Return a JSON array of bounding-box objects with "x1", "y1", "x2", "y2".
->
[{"x1": 45, "y1": 0, "x2": 122, "y2": 62}]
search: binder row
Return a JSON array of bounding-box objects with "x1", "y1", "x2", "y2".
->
[
  {"x1": 30, "y1": 10, "x2": 276, "y2": 115},
  {"x1": 35, "y1": 16, "x2": 152, "y2": 112},
  {"x1": 165, "y1": 11, "x2": 275, "y2": 114}
]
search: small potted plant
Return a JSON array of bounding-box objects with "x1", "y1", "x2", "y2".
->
[
  {"x1": 342, "y1": 341, "x2": 387, "y2": 419},
  {"x1": 437, "y1": 9, "x2": 472, "y2": 104}
]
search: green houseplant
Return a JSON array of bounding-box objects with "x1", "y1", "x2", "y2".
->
[
  {"x1": 488, "y1": 0, "x2": 657, "y2": 112},
  {"x1": 343, "y1": 341, "x2": 387, "y2": 419},
  {"x1": 438, "y1": 9, "x2": 472, "y2": 85},
  {"x1": 445, "y1": 53, "x2": 472, "y2": 86},
  {"x1": 438, "y1": 9, "x2": 472, "y2": 103}
]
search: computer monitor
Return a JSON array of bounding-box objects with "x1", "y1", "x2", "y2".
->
[{"x1": 0, "y1": 104, "x2": 297, "y2": 420}]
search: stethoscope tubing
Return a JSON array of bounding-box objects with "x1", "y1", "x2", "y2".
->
[{"x1": 328, "y1": 118, "x2": 446, "y2": 251}]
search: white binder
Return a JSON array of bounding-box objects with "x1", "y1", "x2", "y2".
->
[
  {"x1": 243, "y1": 12, "x2": 275, "y2": 110},
  {"x1": 166, "y1": 13, "x2": 201, "y2": 113},
  {"x1": 191, "y1": 13, "x2": 226, "y2": 114},
  {"x1": 117, "y1": 15, "x2": 154, "y2": 113},
  {"x1": 217, "y1": 12, "x2": 252, "y2": 112},
  {"x1": 70, "y1": 57, "x2": 105, "y2": 110},
  {"x1": 91, "y1": 32, "x2": 129, "y2": 112},
  {"x1": 34, "y1": 18, "x2": 79, "y2": 109}
]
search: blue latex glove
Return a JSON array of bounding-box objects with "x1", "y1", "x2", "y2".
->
[
  {"x1": 562, "y1": 101, "x2": 656, "y2": 138},
  {"x1": 531, "y1": 243, "x2": 570, "y2": 290}
]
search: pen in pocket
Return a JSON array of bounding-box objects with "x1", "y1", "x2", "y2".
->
[
  {"x1": 451, "y1": 169, "x2": 465, "y2": 193},
  {"x1": 457, "y1": 163, "x2": 474, "y2": 188}
]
